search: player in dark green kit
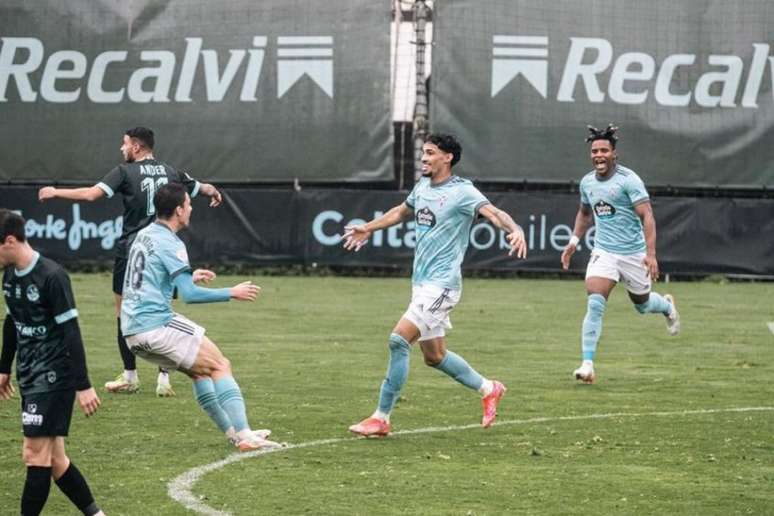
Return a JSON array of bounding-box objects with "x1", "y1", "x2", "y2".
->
[
  {"x1": 39, "y1": 127, "x2": 222, "y2": 396},
  {"x1": 0, "y1": 210, "x2": 105, "y2": 516}
]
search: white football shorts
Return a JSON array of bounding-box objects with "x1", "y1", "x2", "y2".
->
[
  {"x1": 403, "y1": 283, "x2": 461, "y2": 341},
  {"x1": 125, "y1": 313, "x2": 205, "y2": 371},
  {"x1": 586, "y1": 248, "x2": 651, "y2": 295}
]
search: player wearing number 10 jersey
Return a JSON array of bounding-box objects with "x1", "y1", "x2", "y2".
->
[{"x1": 38, "y1": 127, "x2": 222, "y2": 396}]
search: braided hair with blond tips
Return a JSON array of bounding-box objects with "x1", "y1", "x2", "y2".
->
[{"x1": 586, "y1": 124, "x2": 619, "y2": 148}]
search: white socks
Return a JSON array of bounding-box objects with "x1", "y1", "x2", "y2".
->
[{"x1": 478, "y1": 379, "x2": 494, "y2": 397}]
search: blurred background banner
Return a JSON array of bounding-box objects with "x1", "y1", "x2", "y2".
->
[
  {"x1": 0, "y1": 0, "x2": 392, "y2": 182},
  {"x1": 431, "y1": 0, "x2": 774, "y2": 188},
  {"x1": 4, "y1": 186, "x2": 773, "y2": 275}
]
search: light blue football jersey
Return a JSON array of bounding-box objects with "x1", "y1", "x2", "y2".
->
[
  {"x1": 405, "y1": 175, "x2": 490, "y2": 290},
  {"x1": 120, "y1": 222, "x2": 192, "y2": 335},
  {"x1": 579, "y1": 165, "x2": 650, "y2": 255}
]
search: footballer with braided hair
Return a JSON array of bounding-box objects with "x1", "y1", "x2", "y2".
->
[{"x1": 561, "y1": 124, "x2": 681, "y2": 384}]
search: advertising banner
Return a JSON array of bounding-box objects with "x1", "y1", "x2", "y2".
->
[
  {"x1": 0, "y1": 0, "x2": 392, "y2": 182},
  {"x1": 2, "y1": 186, "x2": 771, "y2": 276},
  {"x1": 431, "y1": 0, "x2": 774, "y2": 188}
]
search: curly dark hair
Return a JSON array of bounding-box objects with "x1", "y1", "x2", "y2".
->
[
  {"x1": 586, "y1": 124, "x2": 619, "y2": 148},
  {"x1": 425, "y1": 133, "x2": 462, "y2": 167}
]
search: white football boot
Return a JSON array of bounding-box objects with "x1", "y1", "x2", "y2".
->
[
  {"x1": 573, "y1": 360, "x2": 596, "y2": 384},
  {"x1": 664, "y1": 294, "x2": 680, "y2": 336}
]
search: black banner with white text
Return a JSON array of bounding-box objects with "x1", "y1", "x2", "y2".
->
[{"x1": 1, "y1": 186, "x2": 771, "y2": 276}]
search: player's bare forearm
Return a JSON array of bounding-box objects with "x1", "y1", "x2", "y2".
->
[
  {"x1": 200, "y1": 183, "x2": 217, "y2": 197},
  {"x1": 572, "y1": 207, "x2": 593, "y2": 238},
  {"x1": 479, "y1": 204, "x2": 527, "y2": 258},
  {"x1": 199, "y1": 183, "x2": 223, "y2": 207},
  {"x1": 39, "y1": 185, "x2": 104, "y2": 202},
  {"x1": 364, "y1": 203, "x2": 412, "y2": 232},
  {"x1": 642, "y1": 213, "x2": 657, "y2": 256},
  {"x1": 481, "y1": 205, "x2": 519, "y2": 234},
  {"x1": 635, "y1": 202, "x2": 657, "y2": 256}
]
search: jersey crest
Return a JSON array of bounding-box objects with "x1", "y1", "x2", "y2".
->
[
  {"x1": 25, "y1": 284, "x2": 40, "y2": 302},
  {"x1": 416, "y1": 207, "x2": 437, "y2": 228}
]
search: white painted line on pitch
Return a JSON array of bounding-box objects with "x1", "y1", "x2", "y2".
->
[
  {"x1": 767, "y1": 322, "x2": 774, "y2": 335},
  {"x1": 168, "y1": 406, "x2": 774, "y2": 515}
]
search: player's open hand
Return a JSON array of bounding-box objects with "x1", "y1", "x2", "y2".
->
[
  {"x1": 38, "y1": 186, "x2": 56, "y2": 202},
  {"x1": 0, "y1": 373, "x2": 15, "y2": 400},
  {"x1": 193, "y1": 269, "x2": 216, "y2": 284},
  {"x1": 230, "y1": 281, "x2": 261, "y2": 301},
  {"x1": 208, "y1": 187, "x2": 223, "y2": 208},
  {"x1": 342, "y1": 225, "x2": 371, "y2": 252},
  {"x1": 643, "y1": 254, "x2": 660, "y2": 281},
  {"x1": 507, "y1": 226, "x2": 527, "y2": 259},
  {"x1": 77, "y1": 388, "x2": 100, "y2": 417},
  {"x1": 561, "y1": 244, "x2": 577, "y2": 270}
]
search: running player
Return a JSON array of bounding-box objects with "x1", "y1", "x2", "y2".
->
[
  {"x1": 343, "y1": 133, "x2": 527, "y2": 437},
  {"x1": 561, "y1": 124, "x2": 680, "y2": 384}
]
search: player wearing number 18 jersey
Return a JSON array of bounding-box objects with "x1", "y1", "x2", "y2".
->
[
  {"x1": 120, "y1": 182, "x2": 280, "y2": 451},
  {"x1": 39, "y1": 127, "x2": 222, "y2": 396}
]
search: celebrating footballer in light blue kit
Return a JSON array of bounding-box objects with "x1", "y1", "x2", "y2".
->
[
  {"x1": 120, "y1": 182, "x2": 282, "y2": 452},
  {"x1": 121, "y1": 223, "x2": 228, "y2": 337},
  {"x1": 343, "y1": 134, "x2": 527, "y2": 438},
  {"x1": 406, "y1": 176, "x2": 489, "y2": 290},
  {"x1": 579, "y1": 165, "x2": 649, "y2": 255},
  {"x1": 562, "y1": 125, "x2": 681, "y2": 385}
]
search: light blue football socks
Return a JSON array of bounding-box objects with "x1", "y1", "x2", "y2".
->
[
  {"x1": 376, "y1": 333, "x2": 412, "y2": 416},
  {"x1": 193, "y1": 378, "x2": 233, "y2": 433},
  {"x1": 582, "y1": 293, "x2": 607, "y2": 361},
  {"x1": 634, "y1": 292, "x2": 672, "y2": 315},
  {"x1": 432, "y1": 350, "x2": 485, "y2": 391},
  {"x1": 214, "y1": 376, "x2": 249, "y2": 433}
]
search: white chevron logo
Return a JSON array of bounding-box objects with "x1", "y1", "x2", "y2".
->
[
  {"x1": 277, "y1": 36, "x2": 333, "y2": 98},
  {"x1": 491, "y1": 35, "x2": 548, "y2": 98}
]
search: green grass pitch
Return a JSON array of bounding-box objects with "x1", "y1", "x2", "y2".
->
[{"x1": 1, "y1": 274, "x2": 773, "y2": 515}]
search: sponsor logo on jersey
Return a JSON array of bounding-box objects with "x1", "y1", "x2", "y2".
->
[
  {"x1": 15, "y1": 285, "x2": 22, "y2": 299},
  {"x1": 14, "y1": 322, "x2": 47, "y2": 338},
  {"x1": 593, "y1": 201, "x2": 616, "y2": 218},
  {"x1": 416, "y1": 207, "x2": 437, "y2": 228},
  {"x1": 26, "y1": 284, "x2": 40, "y2": 302}
]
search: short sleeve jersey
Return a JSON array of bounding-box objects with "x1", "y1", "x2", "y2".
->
[
  {"x1": 405, "y1": 176, "x2": 490, "y2": 290},
  {"x1": 120, "y1": 223, "x2": 192, "y2": 336},
  {"x1": 97, "y1": 159, "x2": 200, "y2": 257},
  {"x1": 2, "y1": 253, "x2": 80, "y2": 395},
  {"x1": 579, "y1": 165, "x2": 649, "y2": 255}
]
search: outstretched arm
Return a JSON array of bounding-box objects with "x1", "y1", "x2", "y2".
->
[
  {"x1": 173, "y1": 272, "x2": 261, "y2": 303},
  {"x1": 635, "y1": 201, "x2": 659, "y2": 280},
  {"x1": 561, "y1": 204, "x2": 593, "y2": 270},
  {"x1": 38, "y1": 185, "x2": 105, "y2": 202},
  {"x1": 342, "y1": 203, "x2": 414, "y2": 252},
  {"x1": 477, "y1": 204, "x2": 527, "y2": 258}
]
